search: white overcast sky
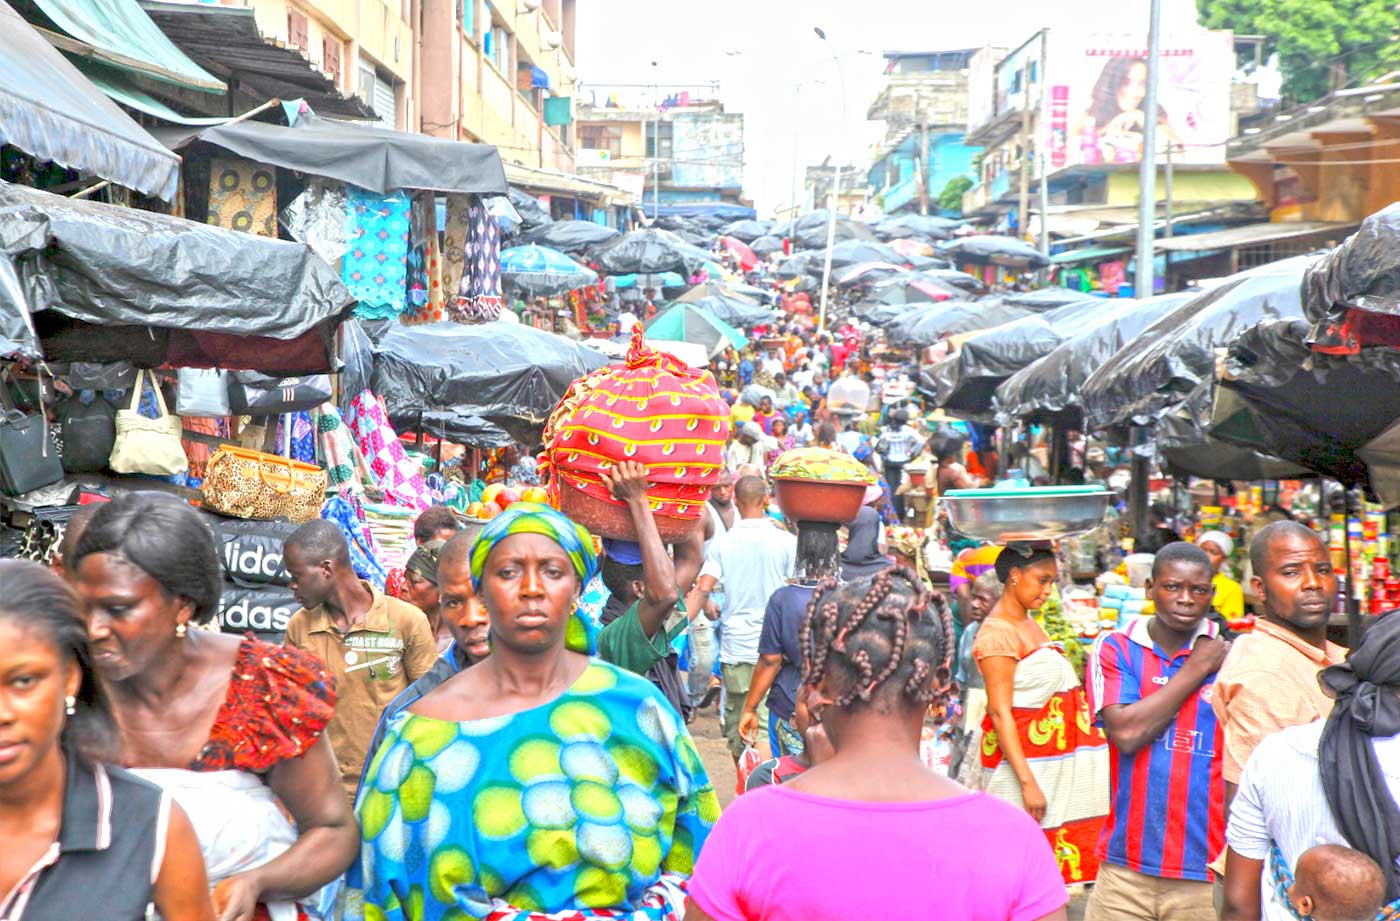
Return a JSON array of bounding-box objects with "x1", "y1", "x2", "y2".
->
[{"x1": 576, "y1": 0, "x2": 1200, "y2": 213}]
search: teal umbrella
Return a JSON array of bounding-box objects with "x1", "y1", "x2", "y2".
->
[{"x1": 645, "y1": 303, "x2": 747, "y2": 358}]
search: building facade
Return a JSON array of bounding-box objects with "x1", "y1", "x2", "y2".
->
[
  {"x1": 804, "y1": 162, "x2": 869, "y2": 216},
  {"x1": 866, "y1": 49, "x2": 983, "y2": 215}
]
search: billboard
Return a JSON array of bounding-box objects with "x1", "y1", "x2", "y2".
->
[{"x1": 1046, "y1": 30, "x2": 1233, "y2": 169}]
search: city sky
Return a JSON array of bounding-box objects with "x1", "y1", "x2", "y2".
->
[{"x1": 576, "y1": 0, "x2": 1203, "y2": 213}]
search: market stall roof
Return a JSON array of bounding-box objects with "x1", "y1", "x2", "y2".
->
[
  {"x1": 0, "y1": 0, "x2": 181, "y2": 201},
  {"x1": 28, "y1": 0, "x2": 222, "y2": 92},
  {"x1": 169, "y1": 112, "x2": 507, "y2": 196},
  {"x1": 0, "y1": 180, "x2": 352, "y2": 370},
  {"x1": 138, "y1": 1, "x2": 374, "y2": 119},
  {"x1": 1080, "y1": 254, "x2": 1320, "y2": 431},
  {"x1": 1050, "y1": 246, "x2": 1130, "y2": 265},
  {"x1": 1154, "y1": 220, "x2": 1356, "y2": 252},
  {"x1": 80, "y1": 66, "x2": 227, "y2": 126},
  {"x1": 372, "y1": 321, "x2": 609, "y2": 441},
  {"x1": 890, "y1": 300, "x2": 1031, "y2": 350}
]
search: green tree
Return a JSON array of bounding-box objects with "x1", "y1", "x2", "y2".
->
[
  {"x1": 938, "y1": 176, "x2": 975, "y2": 216},
  {"x1": 1200, "y1": 0, "x2": 1400, "y2": 102}
]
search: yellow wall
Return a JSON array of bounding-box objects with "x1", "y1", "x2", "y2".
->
[{"x1": 1105, "y1": 169, "x2": 1258, "y2": 207}]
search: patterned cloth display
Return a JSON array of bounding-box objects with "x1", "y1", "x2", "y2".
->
[
  {"x1": 440, "y1": 194, "x2": 471, "y2": 304},
  {"x1": 207, "y1": 158, "x2": 277, "y2": 237},
  {"x1": 541, "y1": 326, "x2": 730, "y2": 524},
  {"x1": 402, "y1": 192, "x2": 446, "y2": 325},
  {"x1": 343, "y1": 187, "x2": 412, "y2": 320},
  {"x1": 322, "y1": 495, "x2": 388, "y2": 590},
  {"x1": 317, "y1": 402, "x2": 369, "y2": 497},
  {"x1": 345, "y1": 661, "x2": 719, "y2": 921},
  {"x1": 451, "y1": 197, "x2": 503, "y2": 323},
  {"x1": 469, "y1": 501, "x2": 600, "y2": 655},
  {"x1": 275, "y1": 411, "x2": 317, "y2": 465},
  {"x1": 345, "y1": 389, "x2": 430, "y2": 511}
]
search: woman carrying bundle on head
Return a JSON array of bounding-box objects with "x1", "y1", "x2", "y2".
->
[
  {"x1": 974, "y1": 543, "x2": 1111, "y2": 887},
  {"x1": 685, "y1": 567, "x2": 1071, "y2": 921}
]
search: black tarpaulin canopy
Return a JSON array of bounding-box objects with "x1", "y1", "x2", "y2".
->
[
  {"x1": 1156, "y1": 386, "x2": 1310, "y2": 481},
  {"x1": 994, "y1": 292, "x2": 1195, "y2": 426},
  {"x1": 939, "y1": 234, "x2": 1050, "y2": 268},
  {"x1": 892, "y1": 300, "x2": 1032, "y2": 350},
  {"x1": 922, "y1": 298, "x2": 1108, "y2": 420},
  {"x1": 1213, "y1": 317, "x2": 1400, "y2": 503},
  {"x1": 372, "y1": 321, "x2": 609, "y2": 442},
  {"x1": 0, "y1": 180, "x2": 352, "y2": 370},
  {"x1": 520, "y1": 220, "x2": 619, "y2": 254},
  {"x1": 168, "y1": 112, "x2": 508, "y2": 196},
  {"x1": 1080, "y1": 254, "x2": 1321, "y2": 432},
  {"x1": 0, "y1": 0, "x2": 181, "y2": 201},
  {"x1": 596, "y1": 228, "x2": 713, "y2": 276}
]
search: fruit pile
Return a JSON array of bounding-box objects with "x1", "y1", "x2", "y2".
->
[{"x1": 463, "y1": 483, "x2": 550, "y2": 520}]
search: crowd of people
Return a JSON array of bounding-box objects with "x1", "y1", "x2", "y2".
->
[{"x1": 3, "y1": 312, "x2": 1398, "y2": 921}]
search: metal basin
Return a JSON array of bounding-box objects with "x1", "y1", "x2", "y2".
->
[{"x1": 940, "y1": 486, "x2": 1112, "y2": 542}]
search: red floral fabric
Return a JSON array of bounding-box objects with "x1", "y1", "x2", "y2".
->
[{"x1": 191, "y1": 635, "x2": 336, "y2": 773}]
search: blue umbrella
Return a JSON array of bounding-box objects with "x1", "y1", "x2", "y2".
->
[
  {"x1": 499, "y1": 244, "x2": 597, "y2": 297},
  {"x1": 612, "y1": 272, "x2": 686, "y2": 289}
]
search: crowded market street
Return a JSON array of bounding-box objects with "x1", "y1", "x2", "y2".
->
[{"x1": 2, "y1": 0, "x2": 1400, "y2": 919}]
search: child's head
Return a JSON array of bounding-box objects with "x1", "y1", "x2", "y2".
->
[
  {"x1": 1289, "y1": 844, "x2": 1387, "y2": 921},
  {"x1": 800, "y1": 568, "x2": 954, "y2": 741}
]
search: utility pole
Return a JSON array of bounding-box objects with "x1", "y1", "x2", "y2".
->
[
  {"x1": 1131, "y1": 0, "x2": 1162, "y2": 545},
  {"x1": 1017, "y1": 57, "x2": 1032, "y2": 242},
  {"x1": 1163, "y1": 136, "x2": 1174, "y2": 238},
  {"x1": 1037, "y1": 31, "x2": 1050, "y2": 262},
  {"x1": 918, "y1": 121, "x2": 930, "y2": 215}
]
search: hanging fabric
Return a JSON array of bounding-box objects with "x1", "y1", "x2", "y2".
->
[
  {"x1": 345, "y1": 389, "x2": 430, "y2": 511},
  {"x1": 440, "y1": 194, "x2": 471, "y2": 302},
  {"x1": 342, "y1": 187, "x2": 412, "y2": 320},
  {"x1": 450, "y1": 196, "x2": 503, "y2": 324},
  {"x1": 206, "y1": 158, "x2": 277, "y2": 237},
  {"x1": 317, "y1": 402, "x2": 373, "y2": 497},
  {"x1": 401, "y1": 192, "x2": 445, "y2": 325}
]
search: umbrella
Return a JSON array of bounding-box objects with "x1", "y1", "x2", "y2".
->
[
  {"x1": 862, "y1": 300, "x2": 942, "y2": 328},
  {"x1": 720, "y1": 219, "x2": 773, "y2": 242},
  {"x1": 1211, "y1": 317, "x2": 1400, "y2": 499},
  {"x1": 792, "y1": 210, "x2": 877, "y2": 248},
  {"x1": 889, "y1": 238, "x2": 936, "y2": 258},
  {"x1": 645, "y1": 303, "x2": 747, "y2": 357},
  {"x1": 939, "y1": 234, "x2": 1050, "y2": 268},
  {"x1": 372, "y1": 321, "x2": 609, "y2": 436},
  {"x1": 612, "y1": 272, "x2": 686, "y2": 289},
  {"x1": 994, "y1": 293, "x2": 1193, "y2": 426},
  {"x1": 836, "y1": 262, "x2": 909, "y2": 287},
  {"x1": 873, "y1": 214, "x2": 963, "y2": 242},
  {"x1": 676, "y1": 283, "x2": 773, "y2": 327},
  {"x1": 864, "y1": 273, "x2": 960, "y2": 305},
  {"x1": 750, "y1": 234, "x2": 784, "y2": 258},
  {"x1": 827, "y1": 239, "x2": 910, "y2": 270},
  {"x1": 772, "y1": 251, "x2": 822, "y2": 279},
  {"x1": 920, "y1": 299, "x2": 1108, "y2": 420},
  {"x1": 718, "y1": 235, "x2": 758, "y2": 272},
  {"x1": 521, "y1": 220, "x2": 620, "y2": 254},
  {"x1": 499, "y1": 244, "x2": 597, "y2": 297},
  {"x1": 913, "y1": 268, "x2": 988, "y2": 297},
  {"x1": 1081, "y1": 254, "x2": 1321, "y2": 431},
  {"x1": 597, "y1": 228, "x2": 712, "y2": 275},
  {"x1": 888, "y1": 301, "x2": 1032, "y2": 350}
]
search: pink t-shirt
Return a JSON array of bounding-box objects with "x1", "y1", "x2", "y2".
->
[{"x1": 689, "y1": 785, "x2": 1067, "y2": 921}]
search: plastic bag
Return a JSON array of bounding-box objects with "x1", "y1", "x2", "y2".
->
[
  {"x1": 279, "y1": 179, "x2": 351, "y2": 264},
  {"x1": 337, "y1": 319, "x2": 374, "y2": 414},
  {"x1": 735, "y1": 744, "x2": 765, "y2": 796},
  {"x1": 1302, "y1": 203, "x2": 1400, "y2": 322}
]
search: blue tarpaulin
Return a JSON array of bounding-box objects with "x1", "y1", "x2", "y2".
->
[{"x1": 645, "y1": 202, "x2": 757, "y2": 220}]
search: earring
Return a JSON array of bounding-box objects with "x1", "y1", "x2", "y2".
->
[
  {"x1": 175, "y1": 623, "x2": 188, "y2": 639},
  {"x1": 64, "y1": 695, "x2": 76, "y2": 716}
]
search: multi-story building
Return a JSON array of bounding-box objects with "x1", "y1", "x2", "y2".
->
[
  {"x1": 574, "y1": 89, "x2": 747, "y2": 216},
  {"x1": 804, "y1": 162, "x2": 869, "y2": 216},
  {"x1": 866, "y1": 49, "x2": 982, "y2": 215}
]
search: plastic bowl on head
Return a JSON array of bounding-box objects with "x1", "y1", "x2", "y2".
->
[
  {"x1": 940, "y1": 486, "x2": 1112, "y2": 543},
  {"x1": 773, "y1": 479, "x2": 867, "y2": 524}
]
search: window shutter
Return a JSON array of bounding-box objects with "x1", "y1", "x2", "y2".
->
[
  {"x1": 322, "y1": 36, "x2": 342, "y2": 83},
  {"x1": 287, "y1": 11, "x2": 309, "y2": 52}
]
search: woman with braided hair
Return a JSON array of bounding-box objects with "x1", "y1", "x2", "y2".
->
[
  {"x1": 974, "y1": 543, "x2": 1110, "y2": 888},
  {"x1": 685, "y1": 567, "x2": 1070, "y2": 921}
]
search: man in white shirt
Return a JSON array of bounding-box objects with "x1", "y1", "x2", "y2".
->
[
  {"x1": 617, "y1": 309, "x2": 640, "y2": 334},
  {"x1": 685, "y1": 475, "x2": 796, "y2": 764},
  {"x1": 725, "y1": 422, "x2": 767, "y2": 472}
]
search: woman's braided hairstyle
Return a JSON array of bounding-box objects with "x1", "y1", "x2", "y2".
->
[{"x1": 800, "y1": 566, "x2": 955, "y2": 711}]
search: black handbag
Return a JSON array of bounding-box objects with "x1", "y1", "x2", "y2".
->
[
  {"x1": 57, "y1": 395, "x2": 117, "y2": 473},
  {"x1": 0, "y1": 375, "x2": 64, "y2": 496},
  {"x1": 227, "y1": 373, "x2": 332, "y2": 414}
]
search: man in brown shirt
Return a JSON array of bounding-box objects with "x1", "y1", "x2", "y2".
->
[
  {"x1": 282, "y1": 519, "x2": 439, "y2": 801},
  {"x1": 1210, "y1": 520, "x2": 1343, "y2": 889}
]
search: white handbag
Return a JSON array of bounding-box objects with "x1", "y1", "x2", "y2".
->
[
  {"x1": 176, "y1": 368, "x2": 231, "y2": 417},
  {"x1": 109, "y1": 370, "x2": 188, "y2": 476}
]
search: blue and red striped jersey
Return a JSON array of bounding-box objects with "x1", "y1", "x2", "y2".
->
[{"x1": 1087, "y1": 617, "x2": 1225, "y2": 882}]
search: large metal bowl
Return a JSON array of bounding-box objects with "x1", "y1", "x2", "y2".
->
[{"x1": 941, "y1": 486, "x2": 1112, "y2": 542}]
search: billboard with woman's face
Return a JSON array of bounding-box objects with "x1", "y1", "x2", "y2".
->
[{"x1": 1046, "y1": 30, "x2": 1234, "y2": 169}]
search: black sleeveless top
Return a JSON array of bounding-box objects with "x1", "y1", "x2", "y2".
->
[
  {"x1": 841, "y1": 505, "x2": 893, "y2": 581},
  {"x1": 1, "y1": 751, "x2": 166, "y2": 921}
]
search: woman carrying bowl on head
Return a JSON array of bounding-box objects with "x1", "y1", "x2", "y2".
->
[
  {"x1": 347, "y1": 502, "x2": 720, "y2": 921},
  {"x1": 973, "y1": 542, "x2": 1110, "y2": 887}
]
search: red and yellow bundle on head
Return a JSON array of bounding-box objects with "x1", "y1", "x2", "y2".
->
[{"x1": 541, "y1": 325, "x2": 731, "y2": 541}]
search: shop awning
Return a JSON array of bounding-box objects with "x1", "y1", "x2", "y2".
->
[
  {"x1": 1154, "y1": 221, "x2": 1358, "y2": 252},
  {"x1": 168, "y1": 112, "x2": 507, "y2": 196},
  {"x1": 505, "y1": 162, "x2": 636, "y2": 206},
  {"x1": 28, "y1": 0, "x2": 222, "y2": 92},
  {"x1": 0, "y1": 0, "x2": 180, "y2": 201},
  {"x1": 1050, "y1": 246, "x2": 1129, "y2": 265},
  {"x1": 81, "y1": 66, "x2": 227, "y2": 126},
  {"x1": 139, "y1": 1, "x2": 375, "y2": 120}
]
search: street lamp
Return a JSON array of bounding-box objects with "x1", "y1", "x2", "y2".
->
[{"x1": 813, "y1": 25, "x2": 847, "y2": 334}]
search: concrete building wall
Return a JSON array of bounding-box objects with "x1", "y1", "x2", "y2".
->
[
  {"x1": 1104, "y1": 170, "x2": 1259, "y2": 207},
  {"x1": 671, "y1": 112, "x2": 743, "y2": 190}
]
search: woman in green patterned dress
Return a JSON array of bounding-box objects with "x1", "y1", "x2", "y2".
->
[{"x1": 346, "y1": 503, "x2": 720, "y2": 921}]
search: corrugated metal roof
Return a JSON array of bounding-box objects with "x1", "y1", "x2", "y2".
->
[
  {"x1": 1155, "y1": 221, "x2": 1357, "y2": 251},
  {"x1": 1050, "y1": 245, "x2": 1129, "y2": 265}
]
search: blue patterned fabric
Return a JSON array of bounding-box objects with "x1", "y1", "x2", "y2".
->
[
  {"x1": 322, "y1": 495, "x2": 388, "y2": 590},
  {"x1": 344, "y1": 187, "x2": 412, "y2": 320}
]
